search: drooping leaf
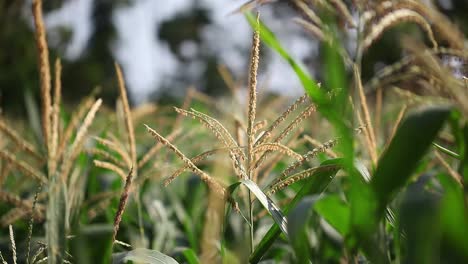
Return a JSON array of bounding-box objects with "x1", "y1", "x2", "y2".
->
[
  {"x1": 241, "y1": 179, "x2": 288, "y2": 236},
  {"x1": 371, "y1": 106, "x2": 451, "y2": 210},
  {"x1": 249, "y1": 159, "x2": 341, "y2": 263},
  {"x1": 348, "y1": 106, "x2": 451, "y2": 264},
  {"x1": 112, "y1": 248, "x2": 179, "y2": 264},
  {"x1": 287, "y1": 196, "x2": 321, "y2": 262}
]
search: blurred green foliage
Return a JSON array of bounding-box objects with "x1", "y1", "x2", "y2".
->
[{"x1": 1, "y1": 1, "x2": 468, "y2": 263}]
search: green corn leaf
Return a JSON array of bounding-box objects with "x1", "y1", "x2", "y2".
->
[
  {"x1": 241, "y1": 179, "x2": 288, "y2": 236},
  {"x1": 112, "y1": 248, "x2": 179, "y2": 264},
  {"x1": 181, "y1": 248, "x2": 200, "y2": 264},
  {"x1": 348, "y1": 106, "x2": 451, "y2": 263},
  {"x1": 287, "y1": 194, "x2": 350, "y2": 262},
  {"x1": 371, "y1": 106, "x2": 451, "y2": 209},
  {"x1": 400, "y1": 176, "x2": 441, "y2": 264},
  {"x1": 249, "y1": 159, "x2": 342, "y2": 263},
  {"x1": 438, "y1": 173, "x2": 468, "y2": 261},
  {"x1": 314, "y1": 195, "x2": 350, "y2": 236},
  {"x1": 287, "y1": 195, "x2": 321, "y2": 262}
]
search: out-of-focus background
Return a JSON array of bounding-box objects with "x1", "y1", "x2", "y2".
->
[
  {"x1": 1, "y1": 0, "x2": 467, "y2": 113},
  {"x1": 1, "y1": 2, "x2": 468, "y2": 263}
]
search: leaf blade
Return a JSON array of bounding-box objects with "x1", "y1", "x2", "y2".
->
[
  {"x1": 112, "y1": 248, "x2": 179, "y2": 264},
  {"x1": 249, "y1": 159, "x2": 342, "y2": 263}
]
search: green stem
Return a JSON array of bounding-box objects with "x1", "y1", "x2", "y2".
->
[
  {"x1": 433, "y1": 142, "x2": 460, "y2": 159},
  {"x1": 135, "y1": 191, "x2": 145, "y2": 243}
]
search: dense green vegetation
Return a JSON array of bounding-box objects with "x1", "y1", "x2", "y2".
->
[{"x1": 1, "y1": 1, "x2": 467, "y2": 263}]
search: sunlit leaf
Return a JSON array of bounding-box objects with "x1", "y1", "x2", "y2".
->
[
  {"x1": 249, "y1": 159, "x2": 341, "y2": 263},
  {"x1": 112, "y1": 248, "x2": 179, "y2": 264},
  {"x1": 241, "y1": 179, "x2": 288, "y2": 236}
]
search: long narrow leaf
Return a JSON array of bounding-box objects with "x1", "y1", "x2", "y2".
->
[
  {"x1": 349, "y1": 106, "x2": 451, "y2": 263},
  {"x1": 288, "y1": 194, "x2": 351, "y2": 261},
  {"x1": 287, "y1": 195, "x2": 321, "y2": 262},
  {"x1": 112, "y1": 248, "x2": 179, "y2": 264},
  {"x1": 371, "y1": 106, "x2": 451, "y2": 209},
  {"x1": 241, "y1": 179, "x2": 288, "y2": 236},
  {"x1": 249, "y1": 159, "x2": 342, "y2": 263},
  {"x1": 314, "y1": 195, "x2": 350, "y2": 236}
]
